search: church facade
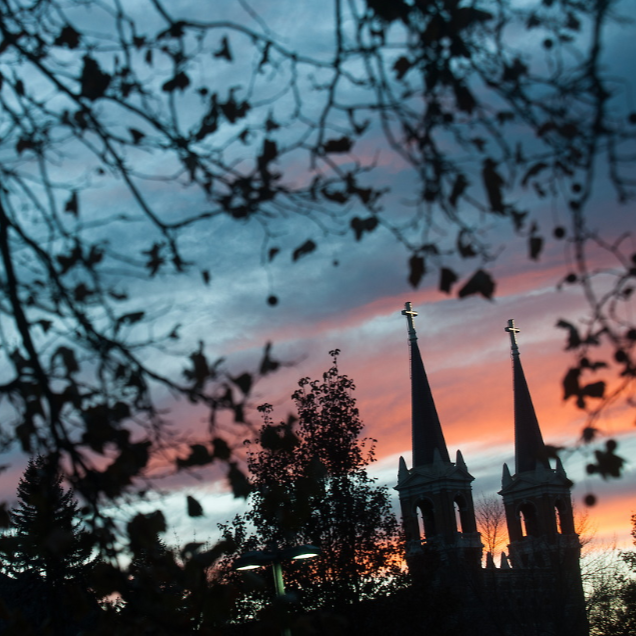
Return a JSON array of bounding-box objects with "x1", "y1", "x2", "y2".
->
[{"x1": 395, "y1": 303, "x2": 588, "y2": 636}]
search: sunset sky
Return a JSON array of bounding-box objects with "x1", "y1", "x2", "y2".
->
[{"x1": 1, "y1": 0, "x2": 634, "y2": 557}]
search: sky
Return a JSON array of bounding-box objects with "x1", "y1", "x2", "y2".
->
[{"x1": 0, "y1": 0, "x2": 634, "y2": 556}]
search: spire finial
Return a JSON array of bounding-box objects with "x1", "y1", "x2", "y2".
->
[
  {"x1": 505, "y1": 319, "x2": 520, "y2": 357},
  {"x1": 402, "y1": 302, "x2": 418, "y2": 341}
]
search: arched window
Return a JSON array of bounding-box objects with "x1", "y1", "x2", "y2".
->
[
  {"x1": 418, "y1": 499, "x2": 437, "y2": 540},
  {"x1": 519, "y1": 502, "x2": 539, "y2": 537},
  {"x1": 454, "y1": 495, "x2": 470, "y2": 533},
  {"x1": 554, "y1": 499, "x2": 565, "y2": 534}
]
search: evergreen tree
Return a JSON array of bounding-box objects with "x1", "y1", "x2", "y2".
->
[
  {"x1": 0, "y1": 455, "x2": 96, "y2": 635},
  {"x1": 221, "y1": 351, "x2": 405, "y2": 620}
]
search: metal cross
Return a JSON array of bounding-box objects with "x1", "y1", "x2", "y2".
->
[
  {"x1": 401, "y1": 302, "x2": 418, "y2": 341},
  {"x1": 505, "y1": 319, "x2": 520, "y2": 356}
]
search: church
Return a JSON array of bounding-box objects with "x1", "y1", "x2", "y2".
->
[{"x1": 395, "y1": 302, "x2": 588, "y2": 636}]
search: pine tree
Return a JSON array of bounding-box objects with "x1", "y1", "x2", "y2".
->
[
  {"x1": 0, "y1": 455, "x2": 96, "y2": 634},
  {"x1": 9, "y1": 456, "x2": 92, "y2": 579}
]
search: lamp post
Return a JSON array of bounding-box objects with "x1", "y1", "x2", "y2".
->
[{"x1": 234, "y1": 545, "x2": 321, "y2": 636}]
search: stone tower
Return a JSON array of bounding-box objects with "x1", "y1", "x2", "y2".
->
[
  {"x1": 498, "y1": 319, "x2": 587, "y2": 635},
  {"x1": 395, "y1": 302, "x2": 482, "y2": 569}
]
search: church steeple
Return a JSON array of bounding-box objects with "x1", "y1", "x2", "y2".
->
[
  {"x1": 402, "y1": 302, "x2": 450, "y2": 466},
  {"x1": 396, "y1": 303, "x2": 481, "y2": 570},
  {"x1": 505, "y1": 319, "x2": 550, "y2": 474}
]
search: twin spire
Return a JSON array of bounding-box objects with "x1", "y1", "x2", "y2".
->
[
  {"x1": 401, "y1": 302, "x2": 450, "y2": 466},
  {"x1": 402, "y1": 305, "x2": 547, "y2": 475}
]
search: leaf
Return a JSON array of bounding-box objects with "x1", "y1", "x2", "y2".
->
[
  {"x1": 581, "y1": 381, "x2": 605, "y2": 399},
  {"x1": 228, "y1": 462, "x2": 252, "y2": 498},
  {"x1": 65, "y1": 191, "x2": 79, "y2": 216},
  {"x1": 212, "y1": 437, "x2": 231, "y2": 460},
  {"x1": 129, "y1": 128, "x2": 145, "y2": 144},
  {"x1": 350, "y1": 216, "x2": 379, "y2": 241},
  {"x1": 322, "y1": 188, "x2": 349, "y2": 204},
  {"x1": 292, "y1": 239, "x2": 317, "y2": 262},
  {"x1": 187, "y1": 495, "x2": 204, "y2": 517},
  {"x1": 562, "y1": 367, "x2": 581, "y2": 401},
  {"x1": 231, "y1": 372, "x2": 252, "y2": 395},
  {"x1": 482, "y1": 159, "x2": 505, "y2": 214},
  {"x1": 458, "y1": 269, "x2": 496, "y2": 300},
  {"x1": 54, "y1": 25, "x2": 81, "y2": 49},
  {"x1": 439, "y1": 267, "x2": 458, "y2": 294},
  {"x1": 80, "y1": 56, "x2": 111, "y2": 100},
  {"x1": 529, "y1": 235, "x2": 543, "y2": 261},
  {"x1": 214, "y1": 36, "x2": 232, "y2": 61},
  {"x1": 162, "y1": 71, "x2": 190, "y2": 93},
  {"x1": 556, "y1": 319, "x2": 582, "y2": 350},
  {"x1": 177, "y1": 444, "x2": 212, "y2": 469},
  {"x1": 588, "y1": 442, "x2": 625, "y2": 479},
  {"x1": 219, "y1": 94, "x2": 250, "y2": 123},
  {"x1": 393, "y1": 56, "x2": 412, "y2": 80},
  {"x1": 322, "y1": 136, "x2": 353, "y2": 153},
  {"x1": 408, "y1": 254, "x2": 425, "y2": 288},
  {"x1": 127, "y1": 511, "x2": 166, "y2": 550},
  {"x1": 143, "y1": 242, "x2": 165, "y2": 276}
]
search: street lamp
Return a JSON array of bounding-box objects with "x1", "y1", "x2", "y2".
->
[{"x1": 234, "y1": 544, "x2": 321, "y2": 636}]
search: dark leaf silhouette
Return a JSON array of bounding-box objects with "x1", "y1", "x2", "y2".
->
[
  {"x1": 177, "y1": 444, "x2": 212, "y2": 469},
  {"x1": 322, "y1": 136, "x2": 353, "y2": 153},
  {"x1": 228, "y1": 462, "x2": 252, "y2": 498},
  {"x1": 162, "y1": 71, "x2": 191, "y2": 93},
  {"x1": 64, "y1": 191, "x2": 78, "y2": 216},
  {"x1": 129, "y1": 128, "x2": 145, "y2": 144},
  {"x1": 529, "y1": 235, "x2": 543, "y2": 260},
  {"x1": 212, "y1": 437, "x2": 231, "y2": 460},
  {"x1": 458, "y1": 269, "x2": 496, "y2": 299},
  {"x1": 80, "y1": 56, "x2": 111, "y2": 100},
  {"x1": 292, "y1": 239, "x2": 317, "y2": 261},
  {"x1": 556, "y1": 319, "x2": 582, "y2": 349},
  {"x1": 214, "y1": 36, "x2": 232, "y2": 61},
  {"x1": 54, "y1": 25, "x2": 81, "y2": 49},
  {"x1": 351, "y1": 216, "x2": 379, "y2": 241},
  {"x1": 439, "y1": 267, "x2": 459, "y2": 294},
  {"x1": 186, "y1": 495, "x2": 204, "y2": 517},
  {"x1": 231, "y1": 372, "x2": 252, "y2": 395},
  {"x1": 482, "y1": 158, "x2": 505, "y2": 214},
  {"x1": 408, "y1": 254, "x2": 425, "y2": 288}
]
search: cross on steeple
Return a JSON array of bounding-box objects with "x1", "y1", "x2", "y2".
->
[
  {"x1": 402, "y1": 302, "x2": 418, "y2": 341},
  {"x1": 505, "y1": 319, "x2": 520, "y2": 357}
]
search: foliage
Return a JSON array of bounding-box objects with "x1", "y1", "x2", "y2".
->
[
  {"x1": 0, "y1": 0, "x2": 631, "y2": 588},
  {"x1": 586, "y1": 514, "x2": 636, "y2": 635},
  {"x1": 0, "y1": 455, "x2": 93, "y2": 579},
  {"x1": 219, "y1": 351, "x2": 405, "y2": 620},
  {"x1": 0, "y1": 455, "x2": 97, "y2": 634}
]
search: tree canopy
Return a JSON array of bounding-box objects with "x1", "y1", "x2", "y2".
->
[
  {"x1": 0, "y1": 0, "x2": 632, "y2": 548},
  {"x1": 220, "y1": 351, "x2": 405, "y2": 621}
]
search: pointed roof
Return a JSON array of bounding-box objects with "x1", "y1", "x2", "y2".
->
[
  {"x1": 505, "y1": 319, "x2": 550, "y2": 474},
  {"x1": 402, "y1": 302, "x2": 450, "y2": 466}
]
